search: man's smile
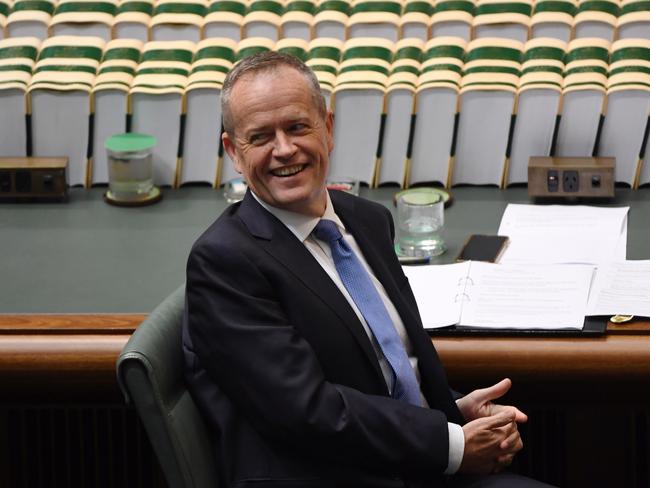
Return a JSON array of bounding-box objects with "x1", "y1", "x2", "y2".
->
[{"x1": 270, "y1": 164, "x2": 307, "y2": 177}]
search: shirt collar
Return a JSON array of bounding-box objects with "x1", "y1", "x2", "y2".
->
[{"x1": 251, "y1": 190, "x2": 344, "y2": 242}]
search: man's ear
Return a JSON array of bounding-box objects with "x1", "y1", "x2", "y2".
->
[
  {"x1": 325, "y1": 111, "x2": 334, "y2": 152},
  {"x1": 222, "y1": 131, "x2": 242, "y2": 173}
]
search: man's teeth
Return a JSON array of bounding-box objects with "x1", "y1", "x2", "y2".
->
[{"x1": 273, "y1": 165, "x2": 305, "y2": 177}]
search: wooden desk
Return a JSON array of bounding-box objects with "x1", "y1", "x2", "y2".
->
[
  {"x1": 2, "y1": 314, "x2": 649, "y2": 486},
  {"x1": 2, "y1": 187, "x2": 650, "y2": 487},
  {"x1": 2, "y1": 313, "x2": 650, "y2": 402}
]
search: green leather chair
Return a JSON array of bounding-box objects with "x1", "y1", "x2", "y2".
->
[{"x1": 116, "y1": 285, "x2": 219, "y2": 488}]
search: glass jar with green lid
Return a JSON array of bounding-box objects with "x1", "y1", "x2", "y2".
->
[{"x1": 104, "y1": 132, "x2": 161, "y2": 206}]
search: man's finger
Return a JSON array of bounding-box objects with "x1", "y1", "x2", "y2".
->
[
  {"x1": 493, "y1": 455, "x2": 513, "y2": 475},
  {"x1": 474, "y1": 378, "x2": 512, "y2": 403},
  {"x1": 497, "y1": 453, "x2": 515, "y2": 466},
  {"x1": 499, "y1": 427, "x2": 523, "y2": 452},
  {"x1": 481, "y1": 409, "x2": 516, "y2": 429},
  {"x1": 511, "y1": 406, "x2": 528, "y2": 424}
]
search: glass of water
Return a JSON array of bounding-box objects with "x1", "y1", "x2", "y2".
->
[{"x1": 396, "y1": 189, "x2": 446, "y2": 257}]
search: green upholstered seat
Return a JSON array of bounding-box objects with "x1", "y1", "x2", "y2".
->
[
  {"x1": 276, "y1": 37, "x2": 309, "y2": 61},
  {"x1": 281, "y1": 0, "x2": 315, "y2": 39},
  {"x1": 243, "y1": 0, "x2": 284, "y2": 39},
  {"x1": 117, "y1": 285, "x2": 219, "y2": 488},
  {"x1": 618, "y1": 0, "x2": 650, "y2": 37},
  {"x1": 530, "y1": 0, "x2": 576, "y2": 41},
  {"x1": 204, "y1": 0, "x2": 247, "y2": 40},
  {"x1": 348, "y1": 0, "x2": 402, "y2": 40},
  {"x1": 0, "y1": 36, "x2": 40, "y2": 157},
  {"x1": 574, "y1": 0, "x2": 619, "y2": 40},
  {"x1": 6, "y1": 0, "x2": 55, "y2": 38},
  {"x1": 112, "y1": 0, "x2": 154, "y2": 41},
  {"x1": 150, "y1": 0, "x2": 207, "y2": 42}
]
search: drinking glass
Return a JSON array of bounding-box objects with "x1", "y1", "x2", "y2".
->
[{"x1": 396, "y1": 190, "x2": 446, "y2": 257}]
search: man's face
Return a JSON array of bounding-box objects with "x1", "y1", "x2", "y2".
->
[{"x1": 222, "y1": 66, "x2": 334, "y2": 217}]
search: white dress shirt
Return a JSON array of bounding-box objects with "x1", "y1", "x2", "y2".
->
[{"x1": 251, "y1": 191, "x2": 464, "y2": 474}]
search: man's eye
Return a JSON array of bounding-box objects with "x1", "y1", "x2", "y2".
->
[
  {"x1": 290, "y1": 123, "x2": 308, "y2": 133},
  {"x1": 249, "y1": 133, "x2": 269, "y2": 145}
]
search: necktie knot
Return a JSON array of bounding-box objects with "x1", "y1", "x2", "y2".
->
[{"x1": 313, "y1": 219, "x2": 342, "y2": 244}]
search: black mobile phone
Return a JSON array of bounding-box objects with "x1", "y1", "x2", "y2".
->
[{"x1": 456, "y1": 234, "x2": 510, "y2": 263}]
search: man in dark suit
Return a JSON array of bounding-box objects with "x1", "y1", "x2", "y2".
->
[{"x1": 183, "y1": 51, "x2": 554, "y2": 488}]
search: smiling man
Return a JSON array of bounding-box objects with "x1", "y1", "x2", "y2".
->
[
  {"x1": 182, "y1": 52, "x2": 554, "y2": 488},
  {"x1": 220, "y1": 57, "x2": 333, "y2": 217}
]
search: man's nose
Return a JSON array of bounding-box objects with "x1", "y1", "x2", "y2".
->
[{"x1": 272, "y1": 131, "x2": 296, "y2": 159}]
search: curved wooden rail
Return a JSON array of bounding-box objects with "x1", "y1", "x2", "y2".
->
[{"x1": 1, "y1": 314, "x2": 650, "y2": 402}]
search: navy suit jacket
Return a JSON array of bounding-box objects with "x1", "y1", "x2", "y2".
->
[{"x1": 183, "y1": 189, "x2": 464, "y2": 488}]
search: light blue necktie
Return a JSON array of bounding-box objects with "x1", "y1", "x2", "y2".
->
[{"x1": 313, "y1": 219, "x2": 422, "y2": 406}]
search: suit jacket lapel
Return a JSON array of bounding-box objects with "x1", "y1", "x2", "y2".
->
[{"x1": 237, "y1": 192, "x2": 387, "y2": 387}]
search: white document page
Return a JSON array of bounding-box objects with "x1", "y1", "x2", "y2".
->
[
  {"x1": 497, "y1": 204, "x2": 629, "y2": 264},
  {"x1": 614, "y1": 218, "x2": 628, "y2": 259},
  {"x1": 587, "y1": 261, "x2": 650, "y2": 317},
  {"x1": 459, "y1": 262, "x2": 595, "y2": 330},
  {"x1": 402, "y1": 262, "x2": 470, "y2": 329}
]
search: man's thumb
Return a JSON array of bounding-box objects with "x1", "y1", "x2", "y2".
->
[{"x1": 481, "y1": 378, "x2": 512, "y2": 402}]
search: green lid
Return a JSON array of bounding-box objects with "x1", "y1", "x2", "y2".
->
[
  {"x1": 394, "y1": 187, "x2": 452, "y2": 207},
  {"x1": 105, "y1": 132, "x2": 157, "y2": 153},
  {"x1": 398, "y1": 189, "x2": 442, "y2": 205}
]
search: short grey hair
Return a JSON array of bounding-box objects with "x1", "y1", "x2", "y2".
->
[{"x1": 221, "y1": 51, "x2": 327, "y2": 135}]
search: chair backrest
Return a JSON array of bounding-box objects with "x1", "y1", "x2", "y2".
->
[
  {"x1": 112, "y1": 0, "x2": 154, "y2": 41},
  {"x1": 276, "y1": 37, "x2": 310, "y2": 62},
  {"x1": 574, "y1": 0, "x2": 619, "y2": 40},
  {"x1": 236, "y1": 35, "x2": 275, "y2": 61},
  {"x1": 430, "y1": 0, "x2": 475, "y2": 40},
  {"x1": 306, "y1": 36, "x2": 344, "y2": 101},
  {"x1": 6, "y1": 0, "x2": 55, "y2": 39},
  {"x1": 281, "y1": 0, "x2": 315, "y2": 40},
  {"x1": 116, "y1": 285, "x2": 219, "y2": 488},
  {"x1": 243, "y1": 0, "x2": 283, "y2": 39}
]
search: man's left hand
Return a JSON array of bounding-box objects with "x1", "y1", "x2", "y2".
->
[{"x1": 456, "y1": 378, "x2": 528, "y2": 424}]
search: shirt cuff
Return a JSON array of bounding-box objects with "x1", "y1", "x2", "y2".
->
[{"x1": 444, "y1": 422, "x2": 465, "y2": 475}]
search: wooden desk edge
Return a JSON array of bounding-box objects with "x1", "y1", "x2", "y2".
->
[
  {"x1": 1, "y1": 314, "x2": 650, "y2": 388},
  {"x1": 0, "y1": 314, "x2": 146, "y2": 333}
]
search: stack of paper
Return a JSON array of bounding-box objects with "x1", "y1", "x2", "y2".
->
[
  {"x1": 497, "y1": 204, "x2": 628, "y2": 264},
  {"x1": 403, "y1": 203, "x2": 650, "y2": 331},
  {"x1": 404, "y1": 261, "x2": 594, "y2": 330},
  {"x1": 587, "y1": 261, "x2": 650, "y2": 317}
]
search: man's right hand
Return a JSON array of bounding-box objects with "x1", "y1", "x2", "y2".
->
[{"x1": 458, "y1": 409, "x2": 523, "y2": 475}]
